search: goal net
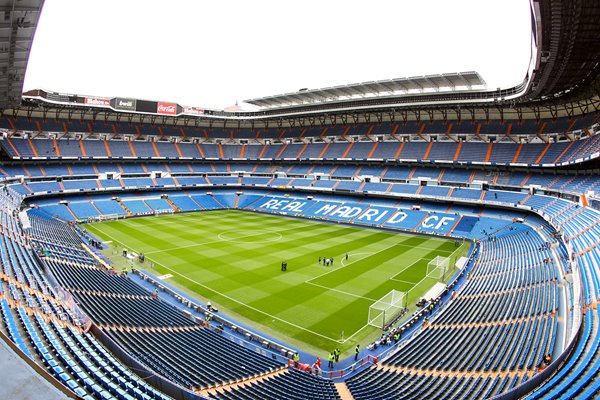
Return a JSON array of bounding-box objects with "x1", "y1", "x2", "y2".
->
[
  {"x1": 427, "y1": 256, "x2": 450, "y2": 281},
  {"x1": 368, "y1": 290, "x2": 406, "y2": 330}
]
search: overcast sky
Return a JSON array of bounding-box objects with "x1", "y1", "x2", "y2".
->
[{"x1": 23, "y1": 0, "x2": 533, "y2": 110}]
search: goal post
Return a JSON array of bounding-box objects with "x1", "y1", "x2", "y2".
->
[
  {"x1": 427, "y1": 256, "x2": 450, "y2": 281},
  {"x1": 368, "y1": 290, "x2": 406, "y2": 330},
  {"x1": 427, "y1": 242, "x2": 470, "y2": 282}
]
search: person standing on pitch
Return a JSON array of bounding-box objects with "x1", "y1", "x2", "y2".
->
[{"x1": 355, "y1": 344, "x2": 360, "y2": 361}]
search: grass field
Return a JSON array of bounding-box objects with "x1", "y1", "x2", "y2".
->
[{"x1": 85, "y1": 210, "x2": 468, "y2": 356}]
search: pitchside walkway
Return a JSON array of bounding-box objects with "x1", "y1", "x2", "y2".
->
[
  {"x1": 129, "y1": 267, "x2": 382, "y2": 374},
  {"x1": 126, "y1": 242, "x2": 476, "y2": 383},
  {"x1": 128, "y1": 271, "x2": 323, "y2": 366}
]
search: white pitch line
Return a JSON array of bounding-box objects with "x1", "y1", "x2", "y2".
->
[
  {"x1": 340, "y1": 252, "x2": 373, "y2": 267},
  {"x1": 117, "y1": 214, "x2": 204, "y2": 226},
  {"x1": 88, "y1": 225, "x2": 134, "y2": 251},
  {"x1": 88, "y1": 218, "x2": 454, "y2": 345},
  {"x1": 388, "y1": 258, "x2": 423, "y2": 281},
  {"x1": 340, "y1": 322, "x2": 374, "y2": 343},
  {"x1": 143, "y1": 224, "x2": 302, "y2": 255},
  {"x1": 304, "y1": 281, "x2": 378, "y2": 302},
  {"x1": 144, "y1": 237, "x2": 242, "y2": 255},
  {"x1": 306, "y1": 253, "x2": 373, "y2": 283},
  {"x1": 304, "y1": 250, "x2": 436, "y2": 321},
  {"x1": 390, "y1": 279, "x2": 419, "y2": 285},
  {"x1": 115, "y1": 212, "x2": 274, "y2": 229},
  {"x1": 306, "y1": 239, "x2": 449, "y2": 284},
  {"x1": 89, "y1": 224, "x2": 348, "y2": 343},
  {"x1": 146, "y1": 256, "x2": 346, "y2": 343},
  {"x1": 217, "y1": 230, "x2": 282, "y2": 243}
]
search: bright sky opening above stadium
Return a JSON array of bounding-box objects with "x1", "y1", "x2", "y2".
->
[{"x1": 23, "y1": 0, "x2": 532, "y2": 111}]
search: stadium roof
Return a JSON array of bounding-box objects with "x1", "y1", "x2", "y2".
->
[
  {"x1": 524, "y1": 0, "x2": 600, "y2": 103},
  {"x1": 245, "y1": 72, "x2": 487, "y2": 109},
  {"x1": 2, "y1": 0, "x2": 600, "y2": 125},
  {"x1": 0, "y1": 0, "x2": 44, "y2": 109}
]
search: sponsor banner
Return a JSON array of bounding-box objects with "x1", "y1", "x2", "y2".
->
[
  {"x1": 157, "y1": 102, "x2": 177, "y2": 115},
  {"x1": 84, "y1": 97, "x2": 110, "y2": 107},
  {"x1": 114, "y1": 97, "x2": 137, "y2": 111},
  {"x1": 183, "y1": 106, "x2": 205, "y2": 116}
]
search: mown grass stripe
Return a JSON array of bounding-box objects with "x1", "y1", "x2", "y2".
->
[{"x1": 86, "y1": 209, "x2": 459, "y2": 354}]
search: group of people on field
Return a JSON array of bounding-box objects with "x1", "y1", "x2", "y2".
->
[
  {"x1": 319, "y1": 253, "x2": 348, "y2": 267},
  {"x1": 283, "y1": 253, "x2": 350, "y2": 271}
]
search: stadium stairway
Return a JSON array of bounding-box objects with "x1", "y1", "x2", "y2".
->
[
  {"x1": 344, "y1": 226, "x2": 563, "y2": 400},
  {"x1": 26, "y1": 209, "x2": 289, "y2": 390},
  {"x1": 527, "y1": 306, "x2": 600, "y2": 400},
  {"x1": 205, "y1": 368, "x2": 342, "y2": 400},
  {"x1": 0, "y1": 261, "x2": 171, "y2": 399},
  {"x1": 2, "y1": 152, "x2": 600, "y2": 399},
  {"x1": 116, "y1": 200, "x2": 133, "y2": 216},
  {"x1": 334, "y1": 382, "x2": 355, "y2": 400},
  {"x1": 164, "y1": 196, "x2": 182, "y2": 212},
  {"x1": 198, "y1": 367, "x2": 287, "y2": 397}
]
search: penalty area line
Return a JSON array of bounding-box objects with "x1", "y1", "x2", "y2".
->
[
  {"x1": 339, "y1": 322, "x2": 374, "y2": 344},
  {"x1": 307, "y1": 239, "x2": 442, "y2": 284},
  {"x1": 388, "y1": 258, "x2": 422, "y2": 282},
  {"x1": 389, "y1": 278, "x2": 419, "y2": 285},
  {"x1": 89, "y1": 224, "x2": 352, "y2": 343},
  {"x1": 304, "y1": 281, "x2": 378, "y2": 302},
  {"x1": 340, "y1": 252, "x2": 374, "y2": 268},
  {"x1": 144, "y1": 256, "x2": 346, "y2": 344},
  {"x1": 88, "y1": 223, "x2": 402, "y2": 345},
  {"x1": 305, "y1": 251, "x2": 375, "y2": 284}
]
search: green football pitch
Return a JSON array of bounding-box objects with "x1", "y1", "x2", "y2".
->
[{"x1": 85, "y1": 210, "x2": 468, "y2": 357}]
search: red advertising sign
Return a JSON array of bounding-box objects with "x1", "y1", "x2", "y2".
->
[
  {"x1": 84, "y1": 97, "x2": 110, "y2": 106},
  {"x1": 157, "y1": 102, "x2": 177, "y2": 115}
]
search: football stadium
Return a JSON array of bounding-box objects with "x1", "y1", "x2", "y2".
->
[{"x1": 0, "y1": 1, "x2": 599, "y2": 399}]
